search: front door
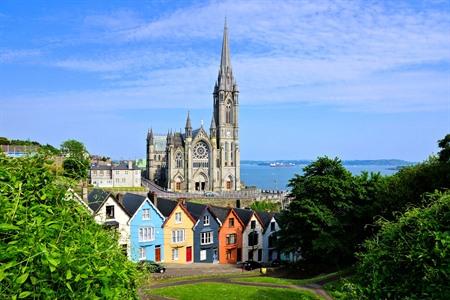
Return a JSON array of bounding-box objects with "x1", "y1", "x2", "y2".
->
[
  {"x1": 155, "y1": 246, "x2": 161, "y2": 262},
  {"x1": 237, "y1": 248, "x2": 242, "y2": 262},
  {"x1": 186, "y1": 246, "x2": 192, "y2": 262}
]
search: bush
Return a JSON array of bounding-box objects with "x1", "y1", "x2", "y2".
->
[
  {"x1": 0, "y1": 153, "x2": 137, "y2": 299},
  {"x1": 352, "y1": 191, "x2": 450, "y2": 299}
]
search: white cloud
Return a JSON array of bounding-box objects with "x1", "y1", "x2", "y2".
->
[{"x1": 3, "y1": 0, "x2": 450, "y2": 113}]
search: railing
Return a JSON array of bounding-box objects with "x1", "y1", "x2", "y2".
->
[{"x1": 141, "y1": 177, "x2": 288, "y2": 200}]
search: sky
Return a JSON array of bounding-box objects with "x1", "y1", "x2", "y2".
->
[{"x1": 0, "y1": 0, "x2": 449, "y2": 161}]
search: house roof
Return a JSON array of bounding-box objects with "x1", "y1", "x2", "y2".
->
[
  {"x1": 87, "y1": 189, "x2": 111, "y2": 213},
  {"x1": 155, "y1": 198, "x2": 178, "y2": 217},
  {"x1": 122, "y1": 193, "x2": 146, "y2": 216},
  {"x1": 255, "y1": 211, "x2": 275, "y2": 233},
  {"x1": 185, "y1": 202, "x2": 207, "y2": 221},
  {"x1": 233, "y1": 207, "x2": 254, "y2": 227},
  {"x1": 161, "y1": 201, "x2": 197, "y2": 227},
  {"x1": 210, "y1": 206, "x2": 230, "y2": 223}
]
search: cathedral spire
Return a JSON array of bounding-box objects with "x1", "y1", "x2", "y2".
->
[
  {"x1": 147, "y1": 128, "x2": 154, "y2": 144},
  {"x1": 185, "y1": 111, "x2": 192, "y2": 138},
  {"x1": 220, "y1": 18, "x2": 231, "y2": 75}
]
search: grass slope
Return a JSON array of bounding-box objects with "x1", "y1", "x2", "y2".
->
[
  {"x1": 231, "y1": 271, "x2": 342, "y2": 286},
  {"x1": 148, "y1": 282, "x2": 322, "y2": 300}
]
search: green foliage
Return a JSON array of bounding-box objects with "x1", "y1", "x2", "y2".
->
[
  {"x1": 278, "y1": 157, "x2": 387, "y2": 265},
  {"x1": 351, "y1": 191, "x2": 450, "y2": 299},
  {"x1": 0, "y1": 137, "x2": 60, "y2": 155},
  {"x1": 61, "y1": 139, "x2": 90, "y2": 180},
  {"x1": 250, "y1": 200, "x2": 279, "y2": 212},
  {"x1": 0, "y1": 153, "x2": 137, "y2": 299},
  {"x1": 438, "y1": 133, "x2": 450, "y2": 162}
]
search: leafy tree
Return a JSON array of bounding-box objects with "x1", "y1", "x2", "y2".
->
[
  {"x1": 351, "y1": 191, "x2": 450, "y2": 299},
  {"x1": 0, "y1": 137, "x2": 9, "y2": 145},
  {"x1": 250, "y1": 200, "x2": 279, "y2": 212},
  {"x1": 0, "y1": 153, "x2": 137, "y2": 299},
  {"x1": 438, "y1": 133, "x2": 450, "y2": 162},
  {"x1": 61, "y1": 139, "x2": 88, "y2": 158},
  {"x1": 61, "y1": 139, "x2": 90, "y2": 180},
  {"x1": 278, "y1": 157, "x2": 361, "y2": 265}
]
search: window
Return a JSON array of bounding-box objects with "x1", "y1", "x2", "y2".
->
[
  {"x1": 248, "y1": 232, "x2": 258, "y2": 246},
  {"x1": 172, "y1": 229, "x2": 185, "y2": 243},
  {"x1": 226, "y1": 101, "x2": 232, "y2": 124},
  {"x1": 251, "y1": 220, "x2": 256, "y2": 229},
  {"x1": 106, "y1": 205, "x2": 114, "y2": 219},
  {"x1": 200, "y1": 250, "x2": 207, "y2": 261},
  {"x1": 172, "y1": 248, "x2": 179, "y2": 261},
  {"x1": 229, "y1": 218, "x2": 234, "y2": 227},
  {"x1": 142, "y1": 209, "x2": 150, "y2": 220},
  {"x1": 203, "y1": 215, "x2": 210, "y2": 226},
  {"x1": 176, "y1": 182, "x2": 181, "y2": 191},
  {"x1": 175, "y1": 212, "x2": 182, "y2": 223},
  {"x1": 175, "y1": 152, "x2": 183, "y2": 169},
  {"x1": 270, "y1": 222, "x2": 275, "y2": 232},
  {"x1": 258, "y1": 249, "x2": 262, "y2": 261},
  {"x1": 139, "y1": 227, "x2": 155, "y2": 242},
  {"x1": 122, "y1": 178, "x2": 126, "y2": 183},
  {"x1": 201, "y1": 231, "x2": 213, "y2": 245},
  {"x1": 226, "y1": 233, "x2": 236, "y2": 245},
  {"x1": 268, "y1": 234, "x2": 277, "y2": 248},
  {"x1": 139, "y1": 247, "x2": 145, "y2": 260}
]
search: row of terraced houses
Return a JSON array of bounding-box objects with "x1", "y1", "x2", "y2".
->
[{"x1": 83, "y1": 189, "x2": 292, "y2": 264}]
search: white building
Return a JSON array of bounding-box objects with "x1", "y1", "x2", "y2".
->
[
  {"x1": 90, "y1": 161, "x2": 142, "y2": 188},
  {"x1": 87, "y1": 189, "x2": 131, "y2": 253}
]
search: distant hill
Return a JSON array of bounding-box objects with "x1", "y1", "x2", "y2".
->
[{"x1": 242, "y1": 159, "x2": 415, "y2": 166}]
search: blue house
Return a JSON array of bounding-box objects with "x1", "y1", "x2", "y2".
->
[
  {"x1": 123, "y1": 193, "x2": 166, "y2": 262},
  {"x1": 186, "y1": 202, "x2": 222, "y2": 263}
]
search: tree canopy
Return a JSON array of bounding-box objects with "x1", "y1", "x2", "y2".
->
[
  {"x1": 60, "y1": 139, "x2": 90, "y2": 180},
  {"x1": 0, "y1": 153, "x2": 137, "y2": 299}
]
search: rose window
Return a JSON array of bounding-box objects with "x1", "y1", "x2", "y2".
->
[{"x1": 193, "y1": 142, "x2": 209, "y2": 160}]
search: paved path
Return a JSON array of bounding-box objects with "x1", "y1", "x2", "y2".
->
[{"x1": 141, "y1": 275, "x2": 333, "y2": 300}]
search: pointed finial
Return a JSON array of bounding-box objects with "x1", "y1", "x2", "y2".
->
[
  {"x1": 201, "y1": 119, "x2": 204, "y2": 127},
  {"x1": 185, "y1": 110, "x2": 192, "y2": 129}
]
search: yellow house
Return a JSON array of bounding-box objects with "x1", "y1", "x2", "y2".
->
[{"x1": 163, "y1": 201, "x2": 195, "y2": 264}]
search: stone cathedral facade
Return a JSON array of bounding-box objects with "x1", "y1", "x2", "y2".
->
[{"x1": 146, "y1": 23, "x2": 241, "y2": 192}]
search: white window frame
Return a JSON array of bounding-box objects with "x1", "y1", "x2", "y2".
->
[
  {"x1": 201, "y1": 231, "x2": 213, "y2": 245},
  {"x1": 200, "y1": 250, "x2": 207, "y2": 261},
  {"x1": 203, "y1": 215, "x2": 210, "y2": 226},
  {"x1": 139, "y1": 247, "x2": 146, "y2": 260},
  {"x1": 139, "y1": 227, "x2": 155, "y2": 242},
  {"x1": 172, "y1": 229, "x2": 185, "y2": 243},
  {"x1": 142, "y1": 209, "x2": 150, "y2": 220},
  {"x1": 175, "y1": 212, "x2": 182, "y2": 224},
  {"x1": 172, "y1": 248, "x2": 179, "y2": 261}
]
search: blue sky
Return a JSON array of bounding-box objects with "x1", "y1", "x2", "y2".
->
[{"x1": 0, "y1": 0, "x2": 449, "y2": 161}]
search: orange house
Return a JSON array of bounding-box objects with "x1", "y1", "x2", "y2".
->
[{"x1": 218, "y1": 208, "x2": 253, "y2": 264}]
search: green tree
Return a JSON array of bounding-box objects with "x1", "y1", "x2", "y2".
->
[
  {"x1": 250, "y1": 200, "x2": 279, "y2": 212},
  {"x1": 0, "y1": 153, "x2": 137, "y2": 299},
  {"x1": 351, "y1": 191, "x2": 450, "y2": 299},
  {"x1": 61, "y1": 139, "x2": 90, "y2": 180},
  {"x1": 278, "y1": 157, "x2": 360, "y2": 265},
  {"x1": 438, "y1": 133, "x2": 450, "y2": 162}
]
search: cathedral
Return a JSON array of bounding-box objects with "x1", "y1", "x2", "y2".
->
[{"x1": 146, "y1": 23, "x2": 241, "y2": 192}]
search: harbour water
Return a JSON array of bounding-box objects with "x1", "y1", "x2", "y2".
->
[{"x1": 241, "y1": 163, "x2": 402, "y2": 191}]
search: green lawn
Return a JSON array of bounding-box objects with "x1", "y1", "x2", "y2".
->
[
  {"x1": 231, "y1": 271, "x2": 342, "y2": 286},
  {"x1": 148, "y1": 282, "x2": 322, "y2": 300}
]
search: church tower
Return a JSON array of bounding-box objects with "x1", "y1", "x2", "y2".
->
[{"x1": 212, "y1": 20, "x2": 240, "y2": 191}]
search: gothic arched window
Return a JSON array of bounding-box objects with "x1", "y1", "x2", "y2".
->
[
  {"x1": 193, "y1": 141, "x2": 209, "y2": 168},
  {"x1": 226, "y1": 101, "x2": 232, "y2": 124},
  {"x1": 175, "y1": 152, "x2": 183, "y2": 169}
]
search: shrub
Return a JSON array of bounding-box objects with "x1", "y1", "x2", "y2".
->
[
  {"x1": 352, "y1": 191, "x2": 450, "y2": 299},
  {"x1": 0, "y1": 153, "x2": 137, "y2": 299}
]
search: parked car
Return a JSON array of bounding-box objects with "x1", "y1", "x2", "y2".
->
[
  {"x1": 270, "y1": 259, "x2": 281, "y2": 267},
  {"x1": 204, "y1": 191, "x2": 218, "y2": 197},
  {"x1": 137, "y1": 261, "x2": 166, "y2": 273},
  {"x1": 242, "y1": 260, "x2": 262, "y2": 271}
]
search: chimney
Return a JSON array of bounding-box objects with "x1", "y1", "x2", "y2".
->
[
  {"x1": 116, "y1": 193, "x2": 124, "y2": 205},
  {"x1": 148, "y1": 191, "x2": 158, "y2": 207},
  {"x1": 178, "y1": 198, "x2": 186, "y2": 206},
  {"x1": 128, "y1": 160, "x2": 133, "y2": 169},
  {"x1": 82, "y1": 186, "x2": 88, "y2": 203},
  {"x1": 236, "y1": 199, "x2": 241, "y2": 209}
]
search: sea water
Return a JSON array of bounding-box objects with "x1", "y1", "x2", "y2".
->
[{"x1": 240, "y1": 163, "x2": 400, "y2": 191}]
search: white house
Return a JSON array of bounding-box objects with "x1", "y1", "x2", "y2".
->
[{"x1": 90, "y1": 161, "x2": 142, "y2": 188}]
